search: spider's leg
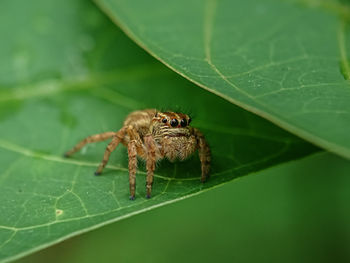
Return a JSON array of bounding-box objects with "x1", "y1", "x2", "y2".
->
[
  {"x1": 127, "y1": 125, "x2": 143, "y2": 200},
  {"x1": 127, "y1": 139, "x2": 137, "y2": 200},
  {"x1": 125, "y1": 125, "x2": 141, "y2": 200},
  {"x1": 193, "y1": 128, "x2": 211, "y2": 182},
  {"x1": 95, "y1": 127, "x2": 127, "y2": 175},
  {"x1": 64, "y1": 132, "x2": 116, "y2": 157},
  {"x1": 144, "y1": 135, "x2": 156, "y2": 198}
]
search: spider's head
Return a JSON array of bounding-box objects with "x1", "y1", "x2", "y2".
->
[{"x1": 151, "y1": 111, "x2": 192, "y2": 137}]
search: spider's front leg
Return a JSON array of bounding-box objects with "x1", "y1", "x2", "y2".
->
[
  {"x1": 95, "y1": 127, "x2": 127, "y2": 175},
  {"x1": 144, "y1": 134, "x2": 156, "y2": 198},
  {"x1": 126, "y1": 126, "x2": 140, "y2": 200},
  {"x1": 193, "y1": 128, "x2": 211, "y2": 182},
  {"x1": 128, "y1": 140, "x2": 137, "y2": 200}
]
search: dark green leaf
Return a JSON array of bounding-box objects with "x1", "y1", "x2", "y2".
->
[{"x1": 95, "y1": 0, "x2": 350, "y2": 158}]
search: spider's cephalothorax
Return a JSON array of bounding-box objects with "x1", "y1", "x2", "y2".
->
[{"x1": 64, "y1": 109, "x2": 211, "y2": 200}]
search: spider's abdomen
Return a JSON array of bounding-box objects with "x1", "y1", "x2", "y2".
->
[{"x1": 123, "y1": 109, "x2": 156, "y2": 138}]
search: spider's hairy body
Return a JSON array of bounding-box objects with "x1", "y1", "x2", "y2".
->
[
  {"x1": 64, "y1": 109, "x2": 211, "y2": 200},
  {"x1": 124, "y1": 109, "x2": 197, "y2": 161}
]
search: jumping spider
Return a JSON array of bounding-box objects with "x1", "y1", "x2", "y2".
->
[{"x1": 64, "y1": 109, "x2": 211, "y2": 200}]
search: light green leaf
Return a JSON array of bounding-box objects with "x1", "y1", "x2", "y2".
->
[
  {"x1": 0, "y1": 0, "x2": 317, "y2": 262},
  {"x1": 14, "y1": 152, "x2": 350, "y2": 263},
  {"x1": 95, "y1": 0, "x2": 350, "y2": 158}
]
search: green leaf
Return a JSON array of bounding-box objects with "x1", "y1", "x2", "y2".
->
[
  {"x1": 13, "y1": 152, "x2": 350, "y2": 263},
  {"x1": 0, "y1": 0, "x2": 317, "y2": 262},
  {"x1": 95, "y1": 0, "x2": 350, "y2": 159}
]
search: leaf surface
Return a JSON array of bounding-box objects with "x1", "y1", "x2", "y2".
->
[
  {"x1": 0, "y1": 0, "x2": 317, "y2": 262},
  {"x1": 95, "y1": 0, "x2": 350, "y2": 158}
]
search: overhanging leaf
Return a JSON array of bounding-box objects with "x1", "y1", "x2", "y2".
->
[
  {"x1": 95, "y1": 0, "x2": 350, "y2": 158},
  {"x1": 0, "y1": 0, "x2": 317, "y2": 262}
]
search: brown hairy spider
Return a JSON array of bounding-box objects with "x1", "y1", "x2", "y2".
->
[{"x1": 64, "y1": 109, "x2": 211, "y2": 200}]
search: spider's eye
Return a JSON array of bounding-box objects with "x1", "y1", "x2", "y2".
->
[
  {"x1": 188, "y1": 118, "x2": 192, "y2": 125},
  {"x1": 162, "y1": 118, "x2": 167, "y2": 123},
  {"x1": 170, "y1": 119, "x2": 179, "y2": 127},
  {"x1": 180, "y1": 119, "x2": 187, "y2": 127}
]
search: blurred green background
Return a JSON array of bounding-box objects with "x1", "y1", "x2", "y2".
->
[{"x1": 15, "y1": 153, "x2": 350, "y2": 263}]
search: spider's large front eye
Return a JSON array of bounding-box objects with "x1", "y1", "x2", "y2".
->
[
  {"x1": 180, "y1": 119, "x2": 187, "y2": 127},
  {"x1": 188, "y1": 118, "x2": 192, "y2": 125},
  {"x1": 170, "y1": 119, "x2": 179, "y2": 127},
  {"x1": 162, "y1": 118, "x2": 167, "y2": 123}
]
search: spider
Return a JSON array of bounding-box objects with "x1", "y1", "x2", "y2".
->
[{"x1": 64, "y1": 109, "x2": 211, "y2": 200}]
